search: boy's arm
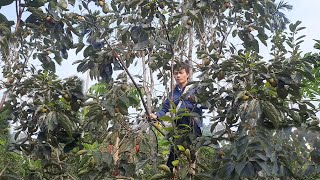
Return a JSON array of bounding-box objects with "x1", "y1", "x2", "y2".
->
[{"x1": 155, "y1": 98, "x2": 170, "y2": 118}]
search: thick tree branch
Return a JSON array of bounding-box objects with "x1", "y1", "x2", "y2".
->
[
  {"x1": 0, "y1": 92, "x2": 8, "y2": 112},
  {"x1": 0, "y1": 164, "x2": 8, "y2": 176},
  {"x1": 113, "y1": 51, "x2": 165, "y2": 136},
  {"x1": 188, "y1": 26, "x2": 194, "y2": 81}
]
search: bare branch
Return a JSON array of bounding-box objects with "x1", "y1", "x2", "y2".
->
[{"x1": 113, "y1": 51, "x2": 165, "y2": 136}]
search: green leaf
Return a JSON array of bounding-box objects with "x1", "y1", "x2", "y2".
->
[
  {"x1": 83, "y1": 45, "x2": 95, "y2": 58},
  {"x1": 119, "y1": 95, "x2": 130, "y2": 105},
  {"x1": 0, "y1": 0, "x2": 14, "y2": 7},
  {"x1": 314, "y1": 42, "x2": 320, "y2": 50},
  {"x1": 104, "y1": 103, "x2": 115, "y2": 116},
  {"x1": 25, "y1": 0, "x2": 45, "y2": 7},
  {"x1": 133, "y1": 40, "x2": 149, "y2": 50},
  {"x1": 0, "y1": 174, "x2": 20, "y2": 180},
  {"x1": 245, "y1": 99, "x2": 261, "y2": 120},
  {"x1": 277, "y1": 87, "x2": 288, "y2": 99},
  {"x1": 257, "y1": 33, "x2": 268, "y2": 46},
  {"x1": 58, "y1": 0, "x2": 68, "y2": 9},
  {"x1": 171, "y1": 160, "x2": 179, "y2": 166},
  {"x1": 210, "y1": 121, "x2": 219, "y2": 133},
  {"x1": 289, "y1": 20, "x2": 302, "y2": 32},
  {"x1": 57, "y1": 113, "x2": 74, "y2": 136},
  {"x1": 255, "y1": 3, "x2": 265, "y2": 16},
  {"x1": 78, "y1": 154, "x2": 90, "y2": 167},
  {"x1": 261, "y1": 101, "x2": 281, "y2": 128},
  {"x1": 45, "y1": 111, "x2": 57, "y2": 132},
  {"x1": 118, "y1": 105, "x2": 128, "y2": 115},
  {"x1": 177, "y1": 112, "x2": 199, "y2": 118},
  {"x1": 256, "y1": 160, "x2": 271, "y2": 175},
  {"x1": 136, "y1": 159, "x2": 149, "y2": 171},
  {"x1": 296, "y1": 35, "x2": 306, "y2": 41},
  {"x1": 69, "y1": 0, "x2": 75, "y2": 6},
  {"x1": 159, "y1": 115, "x2": 173, "y2": 122},
  {"x1": 103, "y1": 3, "x2": 110, "y2": 13},
  {"x1": 232, "y1": 29, "x2": 237, "y2": 38},
  {"x1": 163, "y1": 127, "x2": 173, "y2": 131},
  {"x1": 127, "y1": 94, "x2": 139, "y2": 106},
  {"x1": 150, "y1": 174, "x2": 170, "y2": 180},
  {"x1": 272, "y1": 159, "x2": 279, "y2": 174},
  {"x1": 194, "y1": 173, "x2": 213, "y2": 179},
  {"x1": 63, "y1": 141, "x2": 77, "y2": 153},
  {"x1": 251, "y1": 39, "x2": 260, "y2": 53},
  {"x1": 76, "y1": 43, "x2": 85, "y2": 54},
  {"x1": 256, "y1": 152, "x2": 268, "y2": 161},
  {"x1": 241, "y1": 162, "x2": 255, "y2": 177},
  {"x1": 158, "y1": 164, "x2": 171, "y2": 173},
  {"x1": 221, "y1": 162, "x2": 235, "y2": 177},
  {"x1": 275, "y1": 144, "x2": 282, "y2": 151},
  {"x1": 187, "y1": 10, "x2": 199, "y2": 18},
  {"x1": 301, "y1": 67, "x2": 316, "y2": 82},
  {"x1": 177, "y1": 145, "x2": 185, "y2": 152},
  {"x1": 0, "y1": 23, "x2": 11, "y2": 34},
  {"x1": 236, "y1": 136, "x2": 249, "y2": 158},
  {"x1": 235, "y1": 159, "x2": 246, "y2": 175},
  {"x1": 76, "y1": 61, "x2": 88, "y2": 72},
  {"x1": 304, "y1": 165, "x2": 315, "y2": 176},
  {"x1": 110, "y1": 0, "x2": 117, "y2": 11},
  {"x1": 288, "y1": 110, "x2": 300, "y2": 123},
  {"x1": 156, "y1": 37, "x2": 170, "y2": 45}
]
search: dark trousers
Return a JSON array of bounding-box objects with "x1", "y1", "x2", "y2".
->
[{"x1": 166, "y1": 117, "x2": 202, "y2": 170}]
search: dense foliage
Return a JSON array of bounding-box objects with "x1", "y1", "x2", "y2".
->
[{"x1": 0, "y1": 0, "x2": 320, "y2": 179}]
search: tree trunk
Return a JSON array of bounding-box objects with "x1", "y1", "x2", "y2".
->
[
  {"x1": 142, "y1": 51, "x2": 157, "y2": 171},
  {"x1": 113, "y1": 135, "x2": 120, "y2": 165},
  {"x1": 187, "y1": 26, "x2": 194, "y2": 81}
]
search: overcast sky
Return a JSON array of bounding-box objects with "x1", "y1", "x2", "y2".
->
[
  {"x1": 1, "y1": 1, "x2": 319, "y2": 76},
  {"x1": 286, "y1": 0, "x2": 320, "y2": 52}
]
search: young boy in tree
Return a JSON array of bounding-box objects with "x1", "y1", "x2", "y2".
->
[{"x1": 150, "y1": 62, "x2": 205, "y2": 173}]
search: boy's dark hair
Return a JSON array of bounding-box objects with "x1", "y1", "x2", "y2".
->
[{"x1": 173, "y1": 62, "x2": 190, "y2": 74}]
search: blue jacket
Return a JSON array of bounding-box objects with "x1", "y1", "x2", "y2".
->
[{"x1": 156, "y1": 85, "x2": 204, "y2": 127}]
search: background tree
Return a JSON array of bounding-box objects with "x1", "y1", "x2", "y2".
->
[{"x1": 0, "y1": 0, "x2": 319, "y2": 179}]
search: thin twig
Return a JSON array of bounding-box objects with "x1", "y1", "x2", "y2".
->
[
  {"x1": 67, "y1": 172, "x2": 77, "y2": 180},
  {"x1": 0, "y1": 92, "x2": 8, "y2": 112},
  {"x1": 218, "y1": 14, "x2": 235, "y2": 56},
  {"x1": 15, "y1": 0, "x2": 19, "y2": 29},
  {"x1": 0, "y1": 164, "x2": 8, "y2": 176},
  {"x1": 159, "y1": 19, "x2": 175, "y2": 100},
  {"x1": 15, "y1": 0, "x2": 24, "y2": 32},
  {"x1": 162, "y1": 23, "x2": 174, "y2": 56}
]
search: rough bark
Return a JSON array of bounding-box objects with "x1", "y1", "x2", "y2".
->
[{"x1": 187, "y1": 26, "x2": 194, "y2": 81}]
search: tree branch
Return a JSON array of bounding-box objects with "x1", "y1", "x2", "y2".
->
[
  {"x1": 187, "y1": 26, "x2": 194, "y2": 81},
  {"x1": 160, "y1": 19, "x2": 176, "y2": 100},
  {"x1": 0, "y1": 92, "x2": 8, "y2": 112},
  {"x1": 113, "y1": 51, "x2": 165, "y2": 136},
  {"x1": 218, "y1": 14, "x2": 235, "y2": 56},
  {"x1": 0, "y1": 164, "x2": 8, "y2": 176},
  {"x1": 0, "y1": 0, "x2": 26, "y2": 112}
]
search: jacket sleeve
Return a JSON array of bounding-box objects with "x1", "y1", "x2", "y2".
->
[{"x1": 156, "y1": 98, "x2": 170, "y2": 118}]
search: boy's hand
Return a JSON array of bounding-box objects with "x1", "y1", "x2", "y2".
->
[{"x1": 149, "y1": 113, "x2": 157, "y2": 120}]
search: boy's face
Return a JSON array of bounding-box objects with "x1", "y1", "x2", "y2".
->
[{"x1": 173, "y1": 68, "x2": 189, "y2": 86}]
